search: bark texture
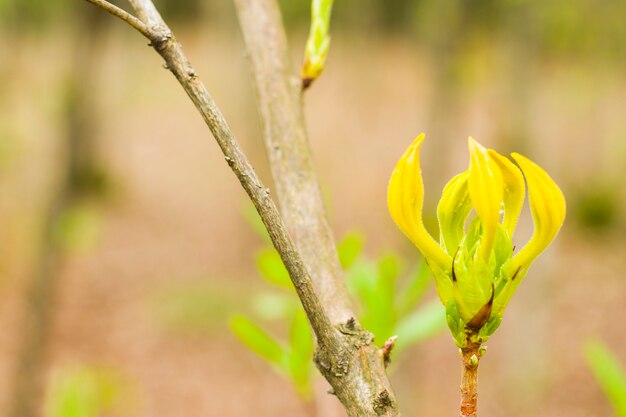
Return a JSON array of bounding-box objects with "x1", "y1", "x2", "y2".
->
[
  {"x1": 83, "y1": 0, "x2": 401, "y2": 415},
  {"x1": 233, "y1": 1, "x2": 401, "y2": 415},
  {"x1": 460, "y1": 343, "x2": 481, "y2": 417}
]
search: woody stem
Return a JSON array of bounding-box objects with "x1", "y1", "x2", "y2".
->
[{"x1": 460, "y1": 342, "x2": 482, "y2": 417}]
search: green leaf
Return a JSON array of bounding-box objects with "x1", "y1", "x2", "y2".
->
[
  {"x1": 287, "y1": 309, "x2": 314, "y2": 398},
  {"x1": 337, "y1": 232, "x2": 365, "y2": 269},
  {"x1": 345, "y1": 259, "x2": 377, "y2": 300},
  {"x1": 394, "y1": 300, "x2": 446, "y2": 352},
  {"x1": 345, "y1": 261, "x2": 382, "y2": 341},
  {"x1": 251, "y1": 292, "x2": 297, "y2": 321},
  {"x1": 396, "y1": 260, "x2": 432, "y2": 317},
  {"x1": 346, "y1": 257, "x2": 397, "y2": 345},
  {"x1": 241, "y1": 203, "x2": 271, "y2": 243},
  {"x1": 584, "y1": 340, "x2": 626, "y2": 417},
  {"x1": 230, "y1": 315, "x2": 288, "y2": 371},
  {"x1": 255, "y1": 248, "x2": 292, "y2": 289},
  {"x1": 47, "y1": 367, "x2": 122, "y2": 417},
  {"x1": 377, "y1": 252, "x2": 401, "y2": 282}
]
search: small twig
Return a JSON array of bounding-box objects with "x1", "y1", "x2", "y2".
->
[
  {"x1": 82, "y1": 0, "x2": 151, "y2": 38},
  {"x1": 460, "y1": 342, "x2": 482, "y2": 417}
]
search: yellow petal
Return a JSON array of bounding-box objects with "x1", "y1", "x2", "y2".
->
[
  {"x1": 437, "y1": 170, "x2": 472, "y2": 254},
  {"x1": 510, "y1": 153, "x2": 566, "y2": 270},
  {"x1": 468, "y1": 138, "x2": 503, "y2": 261},
  {"x1": 388, "y1": 134, "x2": 450, "y2": 270},
  {"x1": 488, "y1": 149, "x2": 525, "y2": 238}
]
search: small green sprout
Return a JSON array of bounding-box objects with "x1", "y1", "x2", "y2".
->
[
  {"x1": 301, "y1": 0, "x2": 334, "y2": 88},
  {"x1": 231, "y1": 227, "x2": 446, "y2": 401},
  {"x1": 388, "y1": 134, "x2": 566, "y2": 347}
]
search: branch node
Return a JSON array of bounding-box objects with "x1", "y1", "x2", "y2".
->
[
  {"x1": 373, "y1": 389, "x2": 393, "y2": 416},
  {"x1": 149, "y1": 29, "x2": 173, "y2": 52},
  {"x1": 186, "y1": 67, "x2": 197, "y2": 79}
]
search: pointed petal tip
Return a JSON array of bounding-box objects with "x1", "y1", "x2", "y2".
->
[
  {"x1": 412, "y1": 132, "x2": 426, "y2": 146},
  {"x1": 468, "y1": 137, "x2": 488, "y2": 154}
]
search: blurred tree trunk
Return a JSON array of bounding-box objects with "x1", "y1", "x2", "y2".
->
[{"x1": 8, "y1": 6, "x2": 108, "y2": 417}]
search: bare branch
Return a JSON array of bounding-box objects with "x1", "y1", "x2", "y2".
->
[
  {"x1": 233, "y1": 0, "x2": 401, "y2": 415},
  {"x1": 82, "y1": 0, "x2": 150, "y2": 38},
  {"x1": 86, "y1": 0, "x2": 401, "y2": 414},
  {"x1": 112, "y1": 0, "x2": 341, "y2": 335}
]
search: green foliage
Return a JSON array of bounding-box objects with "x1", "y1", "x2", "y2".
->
[
  {"x1": 301, "y1": 0, "x2": 334, "y2": 85},
  {"x1": 230, "y1": 311, "x2": 314, "y2": 398},
  {"x1": 230, "y1": 315, "x2": 288, "y2": 367},
  {"x1": 231, "y1": 213, "x2": 446, "y2": 399},
  {"x1": 46, "y1": 366, "x2": 123, "y2": 417},
  {"x1": 584, "y1": 340, "x2": 626, "y2": 417},
  {"x1": 241, "y1": 203, "x2": 271, "y2": 244},
  {"x1": 255, "y1": 248, "x2": 292, "y2": 289},
  {"x1": 344, "y1": 251, "x2": 446, "y2": 349},
  {"x1": 337, "y1": 232, "x2": 365, "y2": 269},
  {"x1": 394, "y1": 299, "x2": 446, "y2": 352}
]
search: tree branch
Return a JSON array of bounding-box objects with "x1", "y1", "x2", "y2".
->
[
  {"x1": 83, "y1": 0, "x2": 401, "y2": 415},
  {"x1": 83, "y1": 0, "x2": 337, "y2": 351},
  {"x1": 233, "y1": 0, "x2": 401, "y2": 415},
  {"x1": 82, "y1": 0, "x2": 150, "y2": 38}
]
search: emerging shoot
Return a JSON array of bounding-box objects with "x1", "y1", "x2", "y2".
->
[{"x1": 388, "y1": 134, "x2": 566, "y2": 416}]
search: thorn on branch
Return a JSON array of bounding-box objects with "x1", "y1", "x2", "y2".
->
[
  {"x1": 381, "y1": 335, "x2": 398, "y2": 367},
  {"x1": 346, "y1": 316, "x2": 356, "y2": 330}
]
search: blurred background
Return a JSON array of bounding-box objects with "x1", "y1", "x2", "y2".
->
[{"x1": 1, "y1": 0, "x2": 625, "y2": 416}]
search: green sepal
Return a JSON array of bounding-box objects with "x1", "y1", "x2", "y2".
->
[
  {"x1": 445, "y1": 299, "x2": 467, "y2": 348},
  {"x1": 477, "y1": 314, "x2": 502, "y2": 341}
]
